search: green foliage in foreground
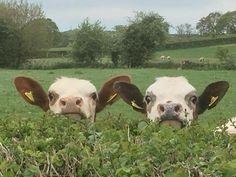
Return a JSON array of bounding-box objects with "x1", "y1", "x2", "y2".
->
[{"x1": 1, "y1": 113, "x2": 236, "y2": 177}]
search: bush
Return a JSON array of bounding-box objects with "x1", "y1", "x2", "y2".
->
[
  {"x1": 1, "y1": 113, "x2": 236, "y2": 176},
  {"x1": 0, "y1": 21, "x2": 24, "y2": 68},
  {"x1": 72, "y1": 19, "x2": 106, "y2": 65},
  {"x1": 162, "y1": 35, "x2": 236, "y2": 50},
  {"x1": 122, "y1": 12, "x2": 169, "y2": 68},
  {"x1": 215, "y1": 47, "x2": 235, "y2": 67}
]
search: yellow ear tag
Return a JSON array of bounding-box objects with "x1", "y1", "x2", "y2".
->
[
  {"x1": 24, "y1": 91, "x2": 35, "y2": 102},
  {"x1": 106, "y1": 93, "x2": 118, "y2": 103},
  {"x1": 131, "y1": 100, "x2": 143, "y2": 110},
  {"x1": 209, "y1": 96, "x2": 218, "y2": 107}
]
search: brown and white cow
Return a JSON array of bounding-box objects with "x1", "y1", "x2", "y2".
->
[
  {"x1": 14, "y1": 75, "x2": 131, "y2": 122},
  {"x1": 114, "y1": 76, "x2": 229, "y2": 128}
]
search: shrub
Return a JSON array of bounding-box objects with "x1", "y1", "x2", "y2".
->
[
  {"x1": 1, "y1": 113, "x2": 236, "y2": 176},
  {"x1": 215, "y1": 47, "x2": 235, "y2": 67},
  {"x1": 162, "y1": 35, "x2": 236, "y2": 50},
  {"x1": 0, "y1": 21, "x2": 24, "y2": 68},
  {"x1": 72, "y1": 19, "x2": 106, "y2": 65}
]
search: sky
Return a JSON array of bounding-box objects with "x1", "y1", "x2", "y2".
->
[{"x1": 27, "y1": 0, "x2": 236, "y2": 33}]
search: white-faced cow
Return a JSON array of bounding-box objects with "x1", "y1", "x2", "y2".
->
[
  {"x1": 114, "y1": 76, "x2": 229, "y2": 128},
  {"x1": 14, "y1": 75, "x2": 131, "y2": 122}
]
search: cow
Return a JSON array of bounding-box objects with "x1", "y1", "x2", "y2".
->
[
  {"x1": 113, "y1": 76, "x2": 229, "y2": 128},
  {"x1": 14, "y1": 75, "x2": 131, "y2": 122}
]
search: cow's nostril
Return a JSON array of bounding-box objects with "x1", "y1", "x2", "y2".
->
[
  {"x1": 76, "y1": 98, "x2": 82, "y2": 106},
  {"x1": 174, "y1": 104, "x2": 182, "y2": 113},
  {"x1": 60, "y1": 99, "x2": 66, "y2": 106},
  {"x1": 159, "y1": 104, "x2": 165, "y2": 112}
]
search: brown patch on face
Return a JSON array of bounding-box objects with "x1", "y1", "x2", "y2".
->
[
  {"x1": 145, "y1": 92, "x2": 156, "y2": 114},
  {"x1": 185, "y1": 91, "x2": 198, "y2": 119},
  {"x1": 48, "y1": 91, "x2": 59, "y2": 106}
]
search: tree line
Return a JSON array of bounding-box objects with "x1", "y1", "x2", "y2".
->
[
  {"x1": 0, "y1": 0, "x2": 235, "y2": 68},
  {"x1": 0, "y1": 0, "x2": 60, "y2": 67}
]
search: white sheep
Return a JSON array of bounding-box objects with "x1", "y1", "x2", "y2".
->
[
  {"x1": 199, "y1": 57, "x2": 205, "y2": 62},
  {"x1": 160, "y1": 55, "x2": 166, "y2": 61}
]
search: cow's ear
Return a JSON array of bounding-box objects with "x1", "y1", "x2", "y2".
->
[
  {"x1": 113, "y1": 81, "x2": 146, "y2": 113},
  {"x1": 96, "y1": 75, "x2": 131, "y2": 113},
  {"x1": 198, "y1": 81, "x2": 229, "y2": 114},
  {"x1": 14, "y1": 77, "x2": 49, "y2": 112}
]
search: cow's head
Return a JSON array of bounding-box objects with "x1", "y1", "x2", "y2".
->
[
  {"x1": 14, "y1": 75, "x2": 131, "y2": 122},
  {"x1": 114, "y1": 76, "x2": 229, "y2": 128}
]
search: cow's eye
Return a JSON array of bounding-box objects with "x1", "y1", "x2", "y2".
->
[
  {"x1": 145, "y1": 95, "x2": 152, "y2": 104},
  {"x1": 190, "y1": 96, "x2": 197, "y2": 105},
  {"x1": 48, "y1": 92, "x2": 54, "y2": 101},
  {"x1": 90, "y1": 92, "x2": 97, "y2": 100}
]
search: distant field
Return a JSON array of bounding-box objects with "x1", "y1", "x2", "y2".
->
[
  {"x1": 20, "y1": 57, "x2": 74, "y2": 69},
  {"x1": 152, "y1": 44, "x2": 236, "y2": 64},
  {"x1": 1, "y1": 68, "x2": 235, "y2": 127},
  {"x1": 22, "y1": 44, "x2": 236, "y2": 69}
]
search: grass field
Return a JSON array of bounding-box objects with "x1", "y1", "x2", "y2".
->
[
  {"x1": 1, "y1": 68, "x2": 235, "y2": 127},
  {"x1": 21, "y1": 44, "x2": 236, "y2": 69},
  {"x1": 1, "y1": 68, "x2": 236, "y2": 176},
  {"x1": 153, "y1": 44, "x2": 236, "y2": 64}
]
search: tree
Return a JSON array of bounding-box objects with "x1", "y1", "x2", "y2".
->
[
  {"x1": 45, "y1": 18, "x2": 61, "y2": 47},
  {"x1": 0, "y1": 0, "x2": 45, "y2": 29},
  {"x1": 176, "y1": 23, "x2": 194, "y2": 36},
  {"x1": 21, "y1": 18, "x2": 59, "y2": 58},
  {"x1": 0, "y1": 20, "x2": 23, "y2": 68},
  {"x1": 107, "y1": 25, "x2": 127, "y2": 67},
  {"x1": 55, "y1": 29, "x2": 79, "y2": 47},
  {"x1": 216, "y1": 11, "x2": 236, "y2": 34},
  {"x1": 122, "y1": 12, "x2": 169, "y2": 68},
  {"x1": 0, "y1": 0, "x2": 51, "y2": 63},
  {"x1": 196, "y1": 12, "x2": 222, "y2": 36},
  {"x1": 215, "y1": 47, "x2": 235, "y2": 66},
  {"x1": 73, "y1": 18, "x2": 106, "y2": 65}
]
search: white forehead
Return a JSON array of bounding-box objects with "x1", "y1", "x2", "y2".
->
[
  {"x1": 48, "y1": 77, "x2": 97, "y2": 96},
  {"x1": 146, "y1": 76, "x2": 196, "y2": 99}
]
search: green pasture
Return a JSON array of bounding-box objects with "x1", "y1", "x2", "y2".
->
[
  {"x1": 21, "y1": 44, "x2": 236, "y2": 70},
  {"x1": 1, "y1": 68, "x2": 235, "y2": 127},
  {"x1": 153, "y1": 44, "x2": 236, "y2": 64},
  {"x1": 20, "y1": 58, "x2": 74, "y2": 69}
]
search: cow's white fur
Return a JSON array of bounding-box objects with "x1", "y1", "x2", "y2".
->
[
  {"x1": 48, "y1": 77, "x2": 97, "y2": 119},
  {"x1": 216, "y1": 117, "x2": 236, "y2": 134},
  {"x1": 146, "y1": 76, "x2": 196, "y2": 124}
]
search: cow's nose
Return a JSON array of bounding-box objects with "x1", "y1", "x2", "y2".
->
[
  {"x1": 59, "y1": 97, "x2": 83, "y2": 108},
  {"x1": 157, "y1": 103, "x2": 183, "y2": 118}
]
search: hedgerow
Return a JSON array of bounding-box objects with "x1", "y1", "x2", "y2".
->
[
  {"x1": 162, "y1": 35, "x2": 236, "y2": 50},
  {"x1": 0, "y1": 113, "x2": 236, "y2": 176}
]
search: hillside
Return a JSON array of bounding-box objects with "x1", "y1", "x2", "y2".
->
[{"x1": 152, "y1": 44, "x2": 236, "y2": 64}]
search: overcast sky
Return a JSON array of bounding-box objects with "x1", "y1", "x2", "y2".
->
[{"x1": 28, "y1": 0, "x2": 236, "y2": 32}]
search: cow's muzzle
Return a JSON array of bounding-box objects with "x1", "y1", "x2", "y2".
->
[{"x1": 158, "y1": 103, "x2": 184, "y2": 128}]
